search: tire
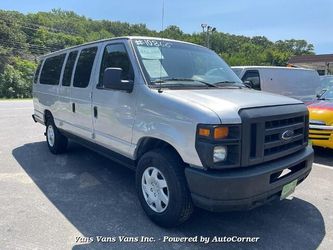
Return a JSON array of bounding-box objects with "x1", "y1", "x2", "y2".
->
[
  {"x1": 136, "y1": 148, "x2": 194, "y2": 227},
  {"x1": 45, "y1": 118, "x2": 68, "y2": 154}
]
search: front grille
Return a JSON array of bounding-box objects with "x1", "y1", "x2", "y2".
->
[
  {"x1": 264, "y1": 116, "x2": 305, "y2": 156},
  {"x1": 239, "y1": 105, "x2": 308, "y2": 167},
  {"x1": 309, "y1": 126, "x2": 332, "y2": 141}
]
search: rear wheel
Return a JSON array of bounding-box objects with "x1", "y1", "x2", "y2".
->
[
  {"x1": 136, "y1": 148, "x2": 193, "y2": 227},
  {"x1": 46, "y1": 118, "x2": 68, "y2": 154}
]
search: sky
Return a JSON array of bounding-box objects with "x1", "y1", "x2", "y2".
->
[{"x1": 0, "y1": 0, "x2": 331, "y2": 54}]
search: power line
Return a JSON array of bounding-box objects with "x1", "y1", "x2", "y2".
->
[
  {"x1": 0, "y1": 15, "x2": 80, "y2": 36},
  {"x1": 0, "y1": 22, "x2": 79, "y2": 52},
  {"x1": 0, "y1": 40, "x2": 47, "y2": 50},
  {"x1": 0, "y1": 38, "x2": 63, "y2": 50},
  {"x1": 0, "y1": 40, "x2": 59, "y2": 55},
  {"x1": 0, "y1": 16, "x2": 81, "y2": 55},
  {"x1": 0, "y1": 37, "x2": 63, "y2": 50},
  {"x1": 0, "y1": 44, "x2": 47, "y2": 54},
  {"x1": 0, "y1": 15, "x2": 79, "y2": 35},
  {"x1": 20, "y1": 24, "x2": 77, "y2": 36},
  {"x1": 15, "y1": 18, "x2": 78, "y2": 34}
]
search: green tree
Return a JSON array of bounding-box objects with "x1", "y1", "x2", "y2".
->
[
  {"x1": 160, "y1": 25, "x2": 184, "y2": 40},
  {"x1": 0, "y1": 9, "x2": 317, "y2": 98},
  {"x1": 0, "y1": 58, "x2": 36, "y2": 98}
]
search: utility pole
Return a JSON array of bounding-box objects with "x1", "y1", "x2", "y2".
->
[{"x1": 201, "y1": 24, "x2": 216, "y2": 49}]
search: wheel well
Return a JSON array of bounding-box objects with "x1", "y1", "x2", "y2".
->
[
  {"x1": 136, "y1": 137, "x2": 184, "y2": 163},
  {"x1": 44, "y1": 110, "x2": 53, "y2": 124}
]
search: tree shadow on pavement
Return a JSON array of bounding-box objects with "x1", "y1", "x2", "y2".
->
[{"x1": 13, "y1": 141, "x2": 325, "y2": 250}]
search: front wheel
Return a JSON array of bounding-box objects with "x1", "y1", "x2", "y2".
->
[
  {"x1": 136, "y1": 148, "x2": 194, "y2": 227},
  {"x1": 46, "y1": 119, "x2": 68, "y2": 154}
]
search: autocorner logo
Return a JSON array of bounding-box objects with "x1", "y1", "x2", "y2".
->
[{"x1": 281, "y1": 130, "x2": 294, "y2": 141}]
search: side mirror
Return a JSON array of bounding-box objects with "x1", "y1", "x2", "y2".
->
[
  {"x1": 243, "y1": 80, "x2": 254, "y2": 89},
  {"x1": 102, "y1": 67, "x2": 133, "y2": 92}
]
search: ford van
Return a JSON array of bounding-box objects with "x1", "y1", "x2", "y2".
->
[
  {"x1": 32, "y1": 37, "x2": 313, "y2": 227},
  {"x1": 232, "y1": 66, "x2": 321, "y2": 102}
]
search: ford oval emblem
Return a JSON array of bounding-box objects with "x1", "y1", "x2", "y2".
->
[{"x1": 281, "y1": 130, "x2": 294, "y2": 141}]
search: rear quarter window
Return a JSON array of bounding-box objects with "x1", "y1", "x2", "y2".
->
[
  {"x1": 33, "y1": 60, "x2": 43, "y2": 84},
  {"x1": 40, "y1": 54, "x2": 66, "y2": 85}
]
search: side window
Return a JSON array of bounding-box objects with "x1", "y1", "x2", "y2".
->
[
  {"x1": 33, "y1": 60, "x2": 43, "y2": 84},
  {"x1": 40, "y1": 54, "x2": 66, "y2": 85},
  {"x1": 73, "y1": 47, "x2": 98, "y2": 88},
  {"x1": 242, "y1": 70, "x2": 261, "y2": 90},
  {"x1": 62, "y1": 51, "x2": 78, "y2": 86},
  {"x1": 232, "y1": 68, "x2": 242, "y2": 77},
  {"x1": 98, "y1": 43, "x2": 134, "y2": 86}
]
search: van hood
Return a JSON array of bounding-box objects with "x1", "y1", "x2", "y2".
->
[
  {"x1": 307, "y1": 99, "x2": 333, "y2": 111},
  {"x1": 307, "y1": 100, "x2": 333, "y2": 125},
  {"x1": 163, "y1": 88, "x2": 302, "y2": 124}
]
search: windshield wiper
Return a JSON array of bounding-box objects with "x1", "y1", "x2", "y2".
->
[{"x1": 151, "y1": 78, "x2": 218, "y2": 88}]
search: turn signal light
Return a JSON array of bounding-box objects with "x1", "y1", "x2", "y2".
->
[
  {"x1": 214, "y1": 127, "x2": 229, "y2": 139},
  {"x1": 199, "y1": 128, "x2": 210, "y2": 137}
]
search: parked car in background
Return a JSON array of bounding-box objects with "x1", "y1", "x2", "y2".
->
[
  {"x1": 231, "y1": 66, "x2": 321, "y2": 102},
  {"x1": 320, "y1": 75, "x2": 333, "y2": 89},
  {"x1": 32, "y1": 37, "x2": 313, "y2": 227},
  {"x1": 307, "y1": 87, "x2": 333, "y2": 149}
]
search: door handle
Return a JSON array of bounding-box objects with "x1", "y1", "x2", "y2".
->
[
  {"x1": 72, "y1": 103, "x2": 75, "y2": 113},
  {"x1": 94, "y1": 106, "x2": 98, "y2": 118}
]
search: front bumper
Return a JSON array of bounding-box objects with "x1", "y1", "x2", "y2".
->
[{"x1": 185, "y1": 146, "x2": 313, "y2": 212}]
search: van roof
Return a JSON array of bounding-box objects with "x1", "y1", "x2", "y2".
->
[
  {"x1": 231, "y1": 66, "x2": 315, "y2": 71},
  {"x1": 39, "y1": 36, "x2": 205, "y2": 59}
]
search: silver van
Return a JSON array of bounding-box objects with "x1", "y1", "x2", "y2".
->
[
  {"x1": 232, "y1": 66, "x2": 321, "y2": 102},
  {"x1": 32, "y1": 37, "x2": 313, "y2": 227}
]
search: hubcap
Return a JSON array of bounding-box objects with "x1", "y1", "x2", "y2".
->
[
  {"x1": 47, "y1": 125, "x2": 55, "y2": 147},
  {"x1": 141, "y1": 167, "x2": 169, "y2": 213}
]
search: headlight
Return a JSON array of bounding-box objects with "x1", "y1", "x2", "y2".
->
[
  {"x1": 213, "y1": 146, "x2": 227, "y2": 162},
  {"x1": 196, "y1": 124, "x2": 241, "y2": 169}
]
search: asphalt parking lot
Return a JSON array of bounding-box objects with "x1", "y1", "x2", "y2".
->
[{"x1": 1, "y1": 100, "x2": 332, "y2": 250}]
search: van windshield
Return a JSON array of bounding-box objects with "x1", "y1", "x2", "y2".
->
[
  {"x1": 320, "y1": 76, "x2": 333, "y2": 89},
  {"x1": 132, "y1": 39, "x2": 242, "y2": 88},
  {"x1": 318, "y1": 88, "x2": 333, "y2": 100}
]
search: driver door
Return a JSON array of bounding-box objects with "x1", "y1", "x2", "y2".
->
[{"x1": 92, "y1": 42, "x2": 136, "y2": 157}]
